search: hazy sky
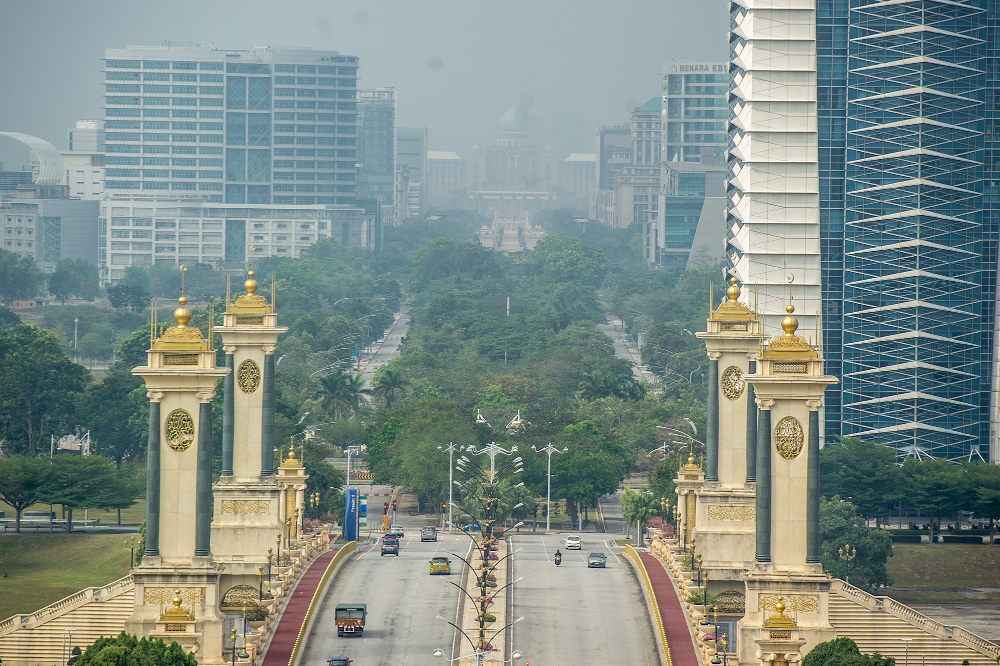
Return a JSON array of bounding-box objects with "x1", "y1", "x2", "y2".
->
[{"x1": 0, "y1": 0, "x2": 726, "y2": 157}]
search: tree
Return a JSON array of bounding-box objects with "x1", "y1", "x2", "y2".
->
[
  {"x1": 965, "y1": 461, "x2": 1000, "y2": 543},
  {"x1": 0, "y1": 324, "x2": 89, "y2": 455},
  {"x1": 47, "y1": 258, "x2": 99, "y2": 303},
  {"x1": 0, "y1": 457, "x2": 52, "y2": 532},
  {"x1": 97, "y1": 463, "x2": 146, "y2": 524},
  {"x1": 77, "y1": 331, "x2": 113, "y2": 365},
  {"x1": 901, "y1": 457, "x2": 966, "y2": 544},
  {"x1": 372, "y1": 364, "x2": 408, "y2": 409},
  {"x1": 0, "y1": 249, "x2": 45, "y2": 306},
  {"x1": 522, "y1": 235, "x2": 607, "y2": 290},
  {"x1": 314, "y1": 369, "x2": 370, "y2": 419},
  {"x1": 107, "y1": 283, "x2": 150, "y2": 312},
  {"x1": 0, "y1": 307, "x2": 21, "y2": 332},
  {"x1": 804, "y1": 637, "x2": 894, "y2": 666},
  {"x1": 819, "y1": 496, "x2": 893, "y2": 592},
  {"x1": 79, "y1": 371, "x2": 148, "y2": 465},
  {"x1": 37, "y1": 454, "x2": 118, "y2": 532},
  {"x1": 820, "y1": 437, "x2": 901, "y2": 523},
  {"x1": 621, "y1": 488, "x2": 659, "y2": 544},
  {"x1": 112, "y1": 324, "x2": 153, "y2": 372},
  {"x1": 74, "y1": 632, "x2": 196, "y2": 666}
]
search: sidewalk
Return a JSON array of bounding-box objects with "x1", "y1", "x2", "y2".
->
[
  {"x1": 637, "y1": 551, "x2": 700, "y2": 666},
  {"x1": 261, "y1": 547, "x2": 339, "y2": 666}
]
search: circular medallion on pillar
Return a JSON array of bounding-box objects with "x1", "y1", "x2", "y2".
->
[
  {"x1": 165, "y1": 409, "x2": 195, "y2": 452},
  {"x1": 721, "y1": 365, "x2": 745, "y2": 400},
  {"x1": 238, "y1": 359, "x2": 261, "y2": 394},
  {"x1": 774, "y1": 416, "x2": 804, "y2": 460}
]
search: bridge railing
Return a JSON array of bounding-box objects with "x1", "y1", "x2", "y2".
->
[
  {"x1": 624, "y1": 545, "x2": 672, "y2": 666},
  {"x1": 286, "y1": 540, "x2": 356, "y2": 666}
]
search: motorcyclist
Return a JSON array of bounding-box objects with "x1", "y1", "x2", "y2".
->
[{"x1": 554, "y1": 549, "x2": 562, "y2": 565}]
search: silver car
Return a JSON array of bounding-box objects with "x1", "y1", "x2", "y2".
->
[
  {"x1": 565, "y1": 535, "x2": 582, "y2": 550},
  {"x1": 587, "y1": 552, "x2": 607, "y2": 568}
]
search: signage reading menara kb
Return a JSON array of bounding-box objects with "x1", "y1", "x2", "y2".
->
[{"x1": 667, "y1": 62, "x2": 727, "y2": 73}]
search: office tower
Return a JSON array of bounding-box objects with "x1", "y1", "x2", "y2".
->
[
  {"x1": 727, "y1": 1, "x2": 823, "y2": 344},
  {"x1": 396, "y1": 126, "x2": 427, "y2": 217},
  {"x1": 357, "y1": 88, "x2": 396, "y2": 222},
  {"x1": 63, "y1": 120, "x2": 106, "y2": 200},
  {"x1": 838, "y1": 0, "x2": 994, "y2": 461},
  {"x1": 661, "y1": 61, "x2": 729, "y2": 164},
  {"x1": 591, "y1": 124, "x2": 631, "y2": 226},
  {"x1": 67, "y1": 120, "x2": 105, "y2": 152},
  {"x1": 102, "y1": 44, "x2": 359, "y2": 206}
]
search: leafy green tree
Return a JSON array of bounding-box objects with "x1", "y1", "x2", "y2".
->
[
  {"x1": 98, "y1": 463, "x2": 146, "y2": 524},
  {"x1": 315, "y1": 371, "x2": 351, "y2": 420},
  {"x1": 410, "y1": 237, "x2": 504, "y2": 290},
  {"x1": 621, "y1": 488, "x2": 659, "y2": 543},
  {"x1": 0, "y1": 324, "x2": 89, "y2": 455},
  {"x1": 74, "y1": 631, "x2": 196, "y2": 665},
  {"x1": 107, "y1": 283, "x2": 150, "y2": 313},
  {"x1": 523, "y1": 235, "x2": 607, "y2": 290},
  {"x1": 0, "y1": 456, "x2": 52, "y2": 532},
  {"x1": 820, "y1": 437, "x2": 901, "y2": 523},
  {"x1": 964, "y1": 461, "x2": 1000, "y2": 543},
  {"x1": 0, "y1": 307, "x2": 21, "y2": 331},
  {"x1": 77, "y1": 331, "x2": 114, "y2": 364},
  {"x1": 47, "y1": 258, "x2": 99, "y2": 303},
  {"x1": 113, "y1": 323, "x2": 153, "y2": 371},
  {"x1": 37, "y1": 454, "x2": 118, "y2": 532},
  {"x1": 820, "y1": 496, "x2": 893, "y2": 592},
  {"x1": 804, "y1": 637, "x2": 894, "y2": 666},
  {"x1": 0, "y1": 249, "x2": 45, "y2": 306},
  {"x1": 372, "y1": 364, "x2": 408, "y2": 409},
  {"x1": 901, "y1": 457, "x2": 966, "y2": 544}
]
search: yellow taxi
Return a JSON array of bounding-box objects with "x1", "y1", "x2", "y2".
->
[{"x1": 429, "y1": 556, "x2": 451, "y2": 575}]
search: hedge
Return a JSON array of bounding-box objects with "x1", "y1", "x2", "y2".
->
[
  {"x1": 940, "y1": 535, "x2": 985, "y2": 544},
  {"x1": 890, "y1": 535, "x2": 922, "y2": 544}
]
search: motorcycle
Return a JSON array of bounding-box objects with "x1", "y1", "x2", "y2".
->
[{"x1": 554, "y1": 553, "x2": 562, "y2": 566}]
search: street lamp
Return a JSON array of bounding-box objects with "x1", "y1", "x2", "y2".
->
[
  {"x1": 438, "y1": 442, "x2": 464, "y2": 531},
  {"x1": 73, "y1": 317, "x2": 79, "y2": 363},
  {"x1": 433, "y1": 615, "x2": 525, "y2": 666},
  {"x1": 345, "y1": 445, "x2": 361, "y2": 493},
  {"x1": 838, "y1": 543, "x2": 857, "y2": 585},
  {"x1": 63, "y1": 627, "x2": 76, "y2": 665},
  {"x1": 900, "y1": 637, "x2": 911, "y2": 666},
  {"x1": 531, "y1": 443, "x2": 567, "y2": 533}
]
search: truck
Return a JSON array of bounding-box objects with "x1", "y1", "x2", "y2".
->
[{"x1": 335, "y1": 603, "x2": 367, "y2": 637}]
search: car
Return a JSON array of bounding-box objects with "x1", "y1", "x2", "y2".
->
[
  {"x1": 429, "y1": 556, "x2": 452, "y2": 575},
  {"x1": 565, "y1": 535, "x2": 582, "y2": 550},
  {"x1": 328, "y1": 658, "x2": 352, "y2": 666},
  {"x1": 388, "y1": 524, "x2": 404, "y2": 538},
  {"x1": 381, "y1": 542, "x2": 399, "y2": 556},
  {"x1": 461, "y1": 522, "x2": 482, "y2": 532},
  {"x1": 588, "y1": 552, "x2": 607, "y2": 568},
  {"x1": 421, "y1": 526, "x2": 438, "y2": 542}
]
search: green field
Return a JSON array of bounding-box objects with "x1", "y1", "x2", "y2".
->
[
  {"x1": 1, "y1": 499, "x2": 146, "y2": 527},
  {"x1": 0, "y1": 534, "x2": 134, "y2": 621},
  {"x1": 885, "y1": 543, "x2": 1000, "y2": 604}
]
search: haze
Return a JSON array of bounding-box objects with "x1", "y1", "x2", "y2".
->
[{"x1": 0, "y1": 0, "x2": 725, "y2": 154}]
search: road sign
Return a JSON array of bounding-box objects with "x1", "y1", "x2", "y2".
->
[{"x1": 382, "y1": 516, "x2": 390, "y2": 532}]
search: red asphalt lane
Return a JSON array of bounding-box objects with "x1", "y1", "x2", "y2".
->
[
  {"x1": 637, "y1": 551, "x2": 700, "y2": 666},
  {"x1": 262, "y1": 547, "x2": 339, "y2": 666}
]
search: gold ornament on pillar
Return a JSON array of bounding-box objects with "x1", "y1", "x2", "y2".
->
[{"x1": 721, "y1": 366, "x2": 745, "y2": 400}]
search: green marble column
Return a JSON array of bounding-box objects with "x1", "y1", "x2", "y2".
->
[
  {"x1": 806, "y1": 407, "x2": 821, "y2": 563},
  {"x1": 144, "y1": 399, "x2": 160, "y2": 557},
  {"x1": 745, "y1": 360, "x2": 757, "y2": 483},
  {"x1": 261, "y1": 352, "x2": 275, "y2": 476},
  {"x1": 221, "y1": 352, "x2": 234, "y2": 476},
  {"x1": 706, "y1": 358, "x2": 719, "y2": 482},
  {"x1": 195, "y1": 400, "x2": 213, "y2": 557},
  {"x1": 755, "y1": 403, "x2": 771, "y2": 562}
]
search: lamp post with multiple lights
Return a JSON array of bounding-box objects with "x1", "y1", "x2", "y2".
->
[{"x1": 531, "y1": 443, "x2": 567, "y2": 532}]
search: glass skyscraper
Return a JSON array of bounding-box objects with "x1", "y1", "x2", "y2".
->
[
  {"x1": 102, "y1": 44, "x2": 359, "y2": 207},
  {"x1": 817, "y1": 0, "x2": 996, "y2": 461}
]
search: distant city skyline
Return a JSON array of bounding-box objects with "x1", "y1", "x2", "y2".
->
[{"x1": 0, "y1": 0, "x2": 727, "y2": 155}]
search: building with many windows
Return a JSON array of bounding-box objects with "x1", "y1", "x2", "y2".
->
[
  {"x1": 102, "y1": 43, "x2": 359, "y2": 206},
  {"x1": 357, "y1": 88, "x2": 396, "y2": 223},
  {"x1": 661, "y1": 61, "x2": 728, "y2": 164},
  {"x1": 396, "y1": 126, "x2": 427, "y2": 219},
  {"x1": 100, "y1": 198, "x2": 375, "y2": 281}
]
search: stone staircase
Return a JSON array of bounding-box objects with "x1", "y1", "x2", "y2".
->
[
  {"x1": 830, "y1": 579, "x2": 1000, "y2": 665},
  {"x1": 0, "y1": 576, "x2": 134, "y2": 665}
]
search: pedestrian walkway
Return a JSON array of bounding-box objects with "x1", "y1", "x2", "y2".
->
[
  {"x1": 637, "y1": 551, "x2": 700, "y2": 666},
  {"x1": 261, "y1": 548, "x2": 338, "y2": 666}
]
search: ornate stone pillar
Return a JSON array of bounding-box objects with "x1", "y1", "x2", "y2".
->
[
  {"x1": 261, "y1": 346, "x2": 276, "y2": 477},
  {"x1": 806, "y1": 400, "x2": 822, "y2": 564},
  {"x1": 144, "y1": 392, "x2": 163, "y2": 557},
  {"x1": 706, "y1": 354, "x2": 720, "y2": 482},
  {"x1": 746, "y1": 358, "x2": 757, "y2": 483},
  {"x1": 195, "y1": 391, "x2": 215, "y2": 557},
  {"x1": 755, "y1": 398, "x2": 773, "y2": 563},
  {"x1": 221, "y1": 347, "x2": 235, "y2": 477}
]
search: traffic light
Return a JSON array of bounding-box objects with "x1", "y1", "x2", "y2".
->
[
  {"x1": 442, "y1": 503, "x2": 447, "y2": 513},
  {"x1": 383, "y1": 503, "x2": 389, "y2": 515},
  {"x1": 392, "y1": 500, "x2": 397, "y2": 511}
]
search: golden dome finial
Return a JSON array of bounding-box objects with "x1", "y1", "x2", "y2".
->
[
  {"x1": 244, "y1": 245, "x2": 259, "y2": 295},
  {"x1": 781, "y1": 302, "x2": 798, "y2": 337},
  {"x1": 726, "y1": 276, "x2": 740, "y2": 302},
  {"x1": 174, "y1": 265, "x2": 191, "y2": 327}
]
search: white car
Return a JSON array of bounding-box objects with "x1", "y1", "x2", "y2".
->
[{"x1": 565, "y1": 535, "x2": 582, "y2": 550}]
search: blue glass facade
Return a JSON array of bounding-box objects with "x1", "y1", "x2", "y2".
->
[{"x1": 836, "y1": 0, "x2": 992, "y2": 460}]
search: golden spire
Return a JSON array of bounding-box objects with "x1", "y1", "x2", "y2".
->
[
  {"x1": 781, "y1": 303, "x2": 799, "y2": 337},
  {"x1": 152, "y1": 265, "x2": 207, "y2": 349},
  {"x1": 229, "y1": 245, "x2": 272, "y2": 312},
  {"x1": 174, "y1": 265, "x2": 191, "y2": 327},
  {"x1": 710, "y1": 276, "x2": 755, "y2": 321},
  {"x1": 762, "y1": 296, "x2": 816, "y2": 357}
]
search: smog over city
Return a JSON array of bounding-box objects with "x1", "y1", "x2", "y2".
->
[{"x1": 0, "y1": 0, "x2": 725, "y2": 163}]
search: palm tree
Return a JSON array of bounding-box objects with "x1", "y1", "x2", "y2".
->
[
  {"x1": 343, "y1": 371, "x2": 372, "y2": 417},
  {"x1": 372, "y1": 365, "x2": 407, "y2": 409},
  {"x1": 315, "y1": 371, "x2": 351, "y2": 419}
]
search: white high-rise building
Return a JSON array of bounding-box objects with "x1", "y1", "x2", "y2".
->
[{"x1": 727, "y1": 0, "x2": 820, "y2": 337}]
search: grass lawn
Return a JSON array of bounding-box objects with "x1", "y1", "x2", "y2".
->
[
  {"x1": 886, "y1": 543, "x2": 1000, "y2": 604},
  {"x1": 0, "y1": 534, "x2": 134, "y2": 621},
  {"x1": 1, "y1": 499, "x2": 146, "y2": 527}
]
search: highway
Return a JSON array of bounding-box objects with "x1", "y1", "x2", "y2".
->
[
  {"x1": 356, "y1": 310, "x2": 409, "y2": 387},
  {"x1": 510, "y1": 534, "x2": 660, "y2": 665},
  {"x1": 297, "y1": 529, "x2": 464, "y2": 666}
]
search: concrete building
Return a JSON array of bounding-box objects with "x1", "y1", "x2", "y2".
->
[
  {"x1": 426, "y1": 150, "x2": 464, "y2": 204},
  {"x1": 356, "y1": 88, "x2": 395, "y2": 224},
  {"x1": 67, "y1": 120, "x2": 105, "y2": 152},
  {"x1": 661, "y1": 61, "x2": 728, "y2": 164},
  {"x1": 100, "y1": 198, "x2": 375, "y2": 282},
  {"x1": 591, "y1": 124, "x2": 631, "y2": 226},
  {"x1": 396, "y1": 126, "x2": 427, "y2": 218},
  {"x1": 102, "y1": 43, "x2": 359, "y2": 206},
  {"x1": 62, "y1": 121, "x2": 106, "y2": 202}
]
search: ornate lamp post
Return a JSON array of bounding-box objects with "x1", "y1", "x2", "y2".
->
[
  {"x1": 438, "y1": 442, "x2": 464, "y2": 532},
  {"x1": 711, "y1": 606, "x2": 721, "y2": 664},
  {"x1": 838, "y1": 543, "x2": 857, "y2": 585},
  {"x1": 531, "y1": 443, "x2": 567, "y2": 532}
]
